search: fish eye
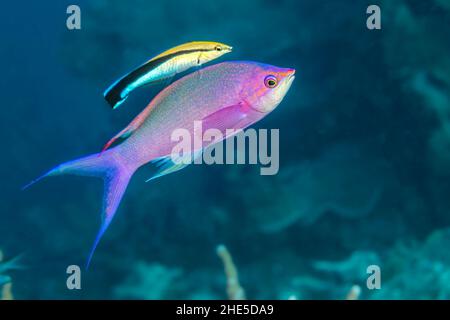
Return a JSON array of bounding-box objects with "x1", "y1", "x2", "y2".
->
[
  {"x1": 264, "y1": 75, "x2": 278, "y2": 88},
  {"x1": 215, "y1": 45, "x2": 222, "y2": 51}
]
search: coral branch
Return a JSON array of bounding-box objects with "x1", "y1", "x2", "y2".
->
[
  {"x1": 216, "y1": 244, "x2": 246, "y2": 300},
  {"x1": 345, "y1": 285, "x2": 361, "y2": 300},
  {"x1": 1, "y1": 283, "x2": 13, "y2": 300},
  {"x1": 0, "y1": 249, "x2": 14, "y2": 300}
]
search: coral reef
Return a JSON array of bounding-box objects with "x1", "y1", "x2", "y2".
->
[
  {"x1": 216, "y1": 244, "x2": 364, "y2": 300},
  {"x1": 114, "y1": 262, "x2": 183, "y2": 299},
  {"x1": 313, "y1": 251, "x2": 381, "y2": 283},
  {"x1": 372, "y1": 227, "x2": 450, "y2": 299}
]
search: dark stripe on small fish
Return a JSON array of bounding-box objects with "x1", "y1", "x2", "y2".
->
[{"x1": 104, "y1": 48, "x2": 212, "y2": 109}]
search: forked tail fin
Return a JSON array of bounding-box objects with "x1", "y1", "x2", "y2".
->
[{"x1": 23, "y1": 150, "x2": 134, "y2": 268}]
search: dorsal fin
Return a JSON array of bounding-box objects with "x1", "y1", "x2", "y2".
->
[{"x1": 101, "y1": 104, "x2": 154, "y2": 153}]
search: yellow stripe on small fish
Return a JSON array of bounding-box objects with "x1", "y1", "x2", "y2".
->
[{"x1": 104, "y1": 41, "x2": 232, "y2": 109}]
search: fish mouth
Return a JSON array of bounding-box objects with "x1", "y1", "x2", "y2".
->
[
  {"x1": 286, "y1": 69, "x2": 296, "y2": 84},
  {"x1": 281, "y1": 70, "x2": 295, "y2": 96},
  {"x1": 287, "y1": 68, "x2": 296, "y2": 78},
  {"x1": 280, "y1": 68, "x2": 295, "y2": 82}
]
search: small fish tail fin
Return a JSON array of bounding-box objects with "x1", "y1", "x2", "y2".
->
[
  {"x1": 104, "y1": 80, "x2": 128, "y2": 109},
  {"x1": 23, "y1": 150, "x2": 135, "y2": 267}
]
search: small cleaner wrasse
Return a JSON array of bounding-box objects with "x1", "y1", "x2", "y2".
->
[
  {"x1": 25, "y1": 61, "x2": 295, "y2": 267},
  {"x1": 104, "y1": 41, "x2": 232, "y2": 109}
]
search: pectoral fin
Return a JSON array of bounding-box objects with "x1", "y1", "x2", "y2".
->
[
  {"x1": 144, "y1": 103, "x2": 250, "y2": 181},
  {"x1": 200, "y1": 102, "x2": 249, "y2": 137}
]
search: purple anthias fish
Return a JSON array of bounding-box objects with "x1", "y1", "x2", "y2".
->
[{"x1": 24, "y1": 61, "x2": 295, "y2": 266}]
